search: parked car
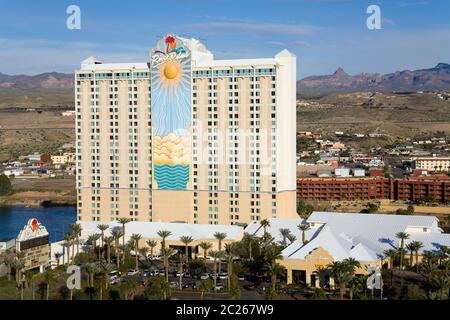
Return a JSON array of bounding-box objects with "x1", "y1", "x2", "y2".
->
[
  {"x1": 109, "y1": 275, "x2": 120, "y2": 285},
  {"x1": 127, "y1": 269, "x2": 139, "y2": 276},
  {"x1": 200, "y1": 273, "x2": 210, "y2": 280},
  {"x1": 243, "y1": 283, "x2": 257, "y2": 290},
  {"x1": 215, "y1": 283, "x2": 224, "y2": 291},
  {"x1": 169, "y1": 281, "x2": 178, "y2": 289},
  {"x1": 219, "y1": 273, "x2": 228, "y2": 280},
  {"x1": 237, "y1": 273, "x2": 245, "y2": 281},
  {"x1": 176, "y1": 272, "x2": 185, "y2": 277}
]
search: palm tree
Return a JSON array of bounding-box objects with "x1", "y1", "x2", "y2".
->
[
  {"x1": 146, "y1": 240, "x2": 158, "y2": 260},
  {"x1": 44, "y1": 270, "x2": 56, "y2": 300},
  {"x1": 214, "y1": 232, "x2": 227, "y2": 273},
  {"x1": 97, "y1": 223, "x2": 109, "y2": 250},
  {"x1": 279, "y1": 228, "x2": 291, "y2": 247},
  {"x1": 53, "y1": 252, "x2": 62, "y2": 267},
  {"x1": 157, "y1": 230, "x2": 172, "y2": 251},
  {"x1": 130, "y1": 234, "x2": 142, "y2": 271},
  {"x1": 162, "y1": 247, "x2": 176, "y2": 282},
  {"x1": 97, "y1": 263, "x2": 115, "y2": 300},
  {"x1": 0, "y1": 249, "x2": 15, "y2": 281},
  {"x1": 23, "y1": 270, "x2": 35, "y2": 300},
  {"x1": 117, "y1": 218, "x2": 131, "y2": 262},
  {"x1": 69, "y1": 223, "x2": 82, "y2": 258},
  {"x1": 180, "y1": 235, "x2": 194, "y2": 264},
  {"x1": 63, "y1": 233, "x2": 73, "y2": 265},
  {"x1": 84, "y1": 262, "x2": 97, "y2": 290},
  {"x1": 104, "y1": 236, "x2": 114, "y2": 264},
  {"x1": 406, "y1": 240, "x2": 424, "y2": 270},
  {"x1": 421, "y1": 250, "x2": 439, "y2": 282},
  {"x1": 406, "y1": 243, "x2": 415, "y2": 268},
  {"x1": 111, "y1": 229, "x2": 123, "y2": 268},
  {"x1": 431, "y1": 272, "x2": 450, "y2": 300},
  {"x1": 263, "y1": 261, "x2": 285, "y2": 291},
  {"x1": 209, "y1": 250, "x2": 222, "y2": 291},
  {"x1": 260, "y1": 219, "x2": 270, "y2": 238},
  {"x1": 199, "y1": 241, "x2": 212, "y2": 259},
  {"x1": 297, "y1": 223, "x2": 310, "y2": 245},
  {"x1": 395, "y1": 232, "x2": 410, "y2": 271},
  {"x1": 224, "y1": 243, "x2": 236, "y2": 290},
  {"x1": 327, "y1": 258, "x2": 360, "y2": 300},
  {"x1": 286, "y1": 233, "x2": 297, "y2": 244}
]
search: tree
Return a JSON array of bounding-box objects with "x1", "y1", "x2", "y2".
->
[
  {"x1": 63, "y1": 233, "x2": 73, "y2": 265},
  {"x1": 180, "y1": 235, "x2": 194, "y2": 264},
  {"x1": 214, "y1": 232, "x2": 227, "y2": 273},
  {"x1": 224, "y1": 243, "x2": 236, "y2": 290},
  {"x1": 44, "y1": 270, "x2": 56, "y2": 300},
  {"x1": 327, "y1": 258, "x2": 361, "y2": 300},
  {"x1": 144, "y1": 276, "x2": 170, "y2": 300},
  {"x1": 69, "y1": 223, "x2": 82, "y2": 258},
  {"x1": 146, "y1": 240, "x2": 158, "y2": 260},
  {"x1": 297, "y1": 224, "x2": 310, "y2": 244},
  {"x1": 119, "y1": 278, "x2": 138, "y2": 300},
  {"x1": 396, "y1": 232, "x2": 410, "y2": 270},
  {"x1": 260, "y1": 219, "x2": 271, "y2": 238},
  {"x1": 0, "y1": 174, "x2": 12, "y2": 196},
  {"x1": 199, "y1": 241, "x2": 212, "y2": 259},
  {"x1": 297, "y1": 199, "x2": 314, "y2": 218},
  {"x1": 111, "y1": 229, "x2": 123, "y2": 268},
  {"x1": 23, "y1": 270, "x2": 35, "y2": 300},
  {"x1": 263, "y1": 261, "x2": 285, "y2": 292},
  {"x1": 279, "y1": 228, "x2": 291, "y2": 247},
  {"x1": 162, "y1": 247, "x2": 176, "y2": 282},
  {"x1": 0, "y1": 249, "x2": 15, "y2": 280},
  {"x1": 84, "y1": 262, "x2": 97, "y2": 290},
  {"x1": 228, "y1": 274, "x2": 241, "y2": 299},
  {"x1": 199, "y1": 279, "x2": 214, "y2": 299},
  {"x1": 104, "y1": 236, "x2": 114, "y2": 264},
  {"x1": 430, "y1": 271, "x2": 450, "y2": 300},
  {"x1": 130, "y1": 234, "x2": 142, "y2": 271},
  {"x1": 209, "y1": 250, "x2": 222, "y2": 291},
  {"x1": 97, "y1": 224, "x2": 109, "y2": 250},
  {"x1": 97, "y1": 262, "x2": 115, "y2": 300},
  {"x1": 117, "y1": 218, "x2": 131, "y2": 262},
  {"x1": 157, "y1": 230, "x2": 172, "y2": 251}
]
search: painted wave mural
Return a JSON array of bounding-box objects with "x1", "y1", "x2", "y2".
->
[{"x1": 154, "y1": 164, "x2": 190, "y2": 190}]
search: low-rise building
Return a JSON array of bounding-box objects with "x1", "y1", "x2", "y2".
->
[
  {"x1": 245, "y1": 212, "x2": 450, "y2": 286},
  {"x1": 297, "y1": 175, "x2": 450, "y2": 203}
]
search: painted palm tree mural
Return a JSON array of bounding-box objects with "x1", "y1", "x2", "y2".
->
[{"x1": 151, "y1": 35, "x2": 191, "y2": 190}]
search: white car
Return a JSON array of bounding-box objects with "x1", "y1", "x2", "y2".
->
[
  {"x1": 109, "y1": 275, "x2": 120, "y2": 284},
  {"x1": 127, "y1": 269, "x2": 139, "y2": 276},
  {"x1": 219, "y1": 273, "x2": 228, "y2": 280},
  {"x1": 215, "y1": 283, "x2": 224, "y2": 291},
  {"x1": 176, "y1": 272, "x2": 185, "y2": 277},
  {"x1": 200, "y1": 273, "x2": 210, "y2": 280}
]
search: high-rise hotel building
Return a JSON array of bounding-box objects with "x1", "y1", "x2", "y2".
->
[{"x1": 75, "y1": 35, "x2": 297, "y2": 225}]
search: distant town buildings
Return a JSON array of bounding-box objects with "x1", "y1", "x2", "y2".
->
[
  {"x1": 51, "y1": 152, "x2": 76, "y2": 165},
  {"x1": 413, "y1": 156, "x2": 450, "y2": 172}
]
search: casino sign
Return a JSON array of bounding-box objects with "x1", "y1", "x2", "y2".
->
[{"x1": 16, "y1": 218, "x2": 50, "y2": 272}]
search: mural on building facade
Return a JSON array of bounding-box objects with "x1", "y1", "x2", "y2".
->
[{"x1": 151, "y1": 35, "x2": 191, "y2": 190}]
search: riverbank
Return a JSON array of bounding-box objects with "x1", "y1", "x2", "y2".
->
[
  {"x1": 0, "y1": 176, "x2": 76, "y2": 208},
  {"x1": 0, "y1": 191, "x2": 76, "y2": 207}
]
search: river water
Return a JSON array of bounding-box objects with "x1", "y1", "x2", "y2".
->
[{"x1": 0, "y1": 206, "x2": 76, "y2": 243}]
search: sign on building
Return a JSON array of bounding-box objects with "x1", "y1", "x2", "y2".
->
[{"x1": 16, "y1": 218, "x2": 50, "y2": 272}]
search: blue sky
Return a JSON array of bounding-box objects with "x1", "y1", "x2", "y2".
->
[{"x1": 0, "y1": 0, "x2": 449, "y2": 78}]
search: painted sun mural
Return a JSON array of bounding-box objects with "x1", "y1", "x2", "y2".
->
[{"x1": 151, "y1": 35, "x2": 191, "y2": 190}]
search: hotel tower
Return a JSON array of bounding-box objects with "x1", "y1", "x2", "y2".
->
[{"x1": 75, "y1": 35, "x2": 297, "y2": 225}]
